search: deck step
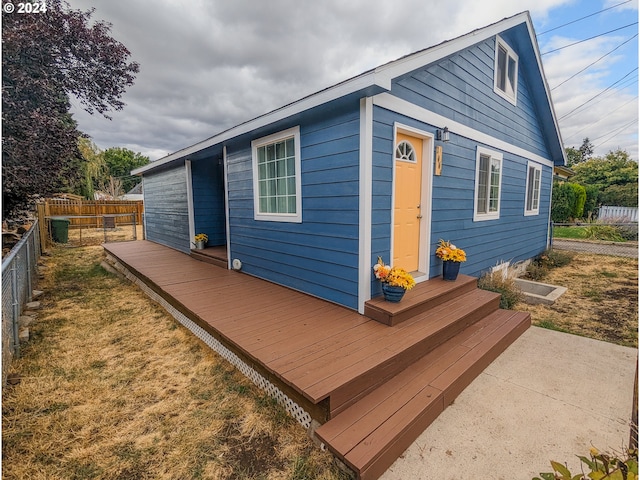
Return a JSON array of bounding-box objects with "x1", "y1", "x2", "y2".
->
[
  {"x1": 326, "y1": 288, "x2": 500, "y2": 417},
  {"x1": 190, "y1": 248, "x2": 227, "y2": 269},
  {"x1": 316, "y1": 309, "x2": 530, "y2": 480},
  {"x1": 364, "y1": 274, "x2": 478, "y2": 326}
]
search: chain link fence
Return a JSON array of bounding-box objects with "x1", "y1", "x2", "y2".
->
[
  {"x1": 2, "y1": 220, "x2": 41, "y2": 385},
  {"x1": 551, "y1": 222, "x2": 638, "y2": 258},
  {"x1": 45, "y1": 213, "x2": 140, "y2": 247}
]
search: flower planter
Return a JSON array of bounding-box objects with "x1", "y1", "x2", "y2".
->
[
  {"x1": 381, "y1": 283, "x2": 406, "y2": 303},
  {"x1": 442, "y1": 261, "x2": 460, "y2": 281},
  {"x1": 195, "y1": 240, "x2": 206, "y2": 250}
]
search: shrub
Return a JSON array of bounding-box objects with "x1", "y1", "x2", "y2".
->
[
  {"x1": 569, "y1": 183, "x2": 587, "y2": 219},
  {"x1": 533, "y1": 446, "x2": 638, "y2": 480},
  {"x1": 478, "y1": 264, "x2": 523, "y2": 309},
  {"x1": 583, "y1": 225, "x2": 625, "y2": 242},
  {"x1": 524, "y1": 249, "x2": 574, "y2": 280},
  {"x1": 551, "y1": 182, "x2": 576, "y2": 223}
]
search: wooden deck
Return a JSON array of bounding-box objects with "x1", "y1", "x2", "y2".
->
[{"x1": 103, "y1": 240, "x2": 530, "y2": 480}]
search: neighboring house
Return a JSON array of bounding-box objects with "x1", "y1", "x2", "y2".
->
[
  {"x1": 133, "y1": 11, "x2": 566, "y2": 314},
  {"x1": 121, "y1": 182, "x2": 144, "y2": 201},
  {"x1": 553, "y1": 165, "x2": 575, "y2": 182}
]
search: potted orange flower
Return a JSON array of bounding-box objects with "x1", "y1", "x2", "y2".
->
[
  {"x1": 373, "y1": 257, "x2": 416, "y2": 302},
  {"x1": 435, "y1": 239, "x2": 466, "y2": 281}
]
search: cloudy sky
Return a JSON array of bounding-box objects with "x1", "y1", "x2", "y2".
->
[{"x1": 65, "y1": 0, "x2": 638, "y2": 161}]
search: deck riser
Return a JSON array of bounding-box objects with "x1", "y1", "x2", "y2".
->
[
  {"x1": 364, "y1": 276, "x2": 478, "y2": 326},
  {"x1": 329, "y1": 294, "x2": 501, "y2": 417},
  {"x1": 357, "y1": 315, "x2": 531, "y2": 480},
  {"x1": 190, "y1": 251, "x2": 228, "y2": 269}
]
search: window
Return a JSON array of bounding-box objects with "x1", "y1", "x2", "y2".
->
[
  {"x1": 395, "y1": 140, "x2": 416, "y2": 162},
  {"x1": 494, "y1": 36, "x2": 518, "y2": 104},
  {"x1": 525, "y1": 162, "x2": 542, "y2": 215},
  {"x1": 251, "y1": 126, "x2": 302, "y2": 222},
  {"x1": 474, "y1": 147, "x2": 503, "y2": 221}
]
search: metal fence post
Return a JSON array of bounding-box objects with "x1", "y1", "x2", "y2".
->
[
  {"x1": 132, "y1": 212, "x2": 137, "y2": 240},
  {"x1": 26, "y1": 240, "x2": 33, "y2": 302},
  {"x1": 11, "y1": 266, "x2": 20, "y2": 358}
]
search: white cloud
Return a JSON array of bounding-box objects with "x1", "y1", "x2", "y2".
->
[{"x1": 66, "y1": 0, "x2": 637, "y2": 160}]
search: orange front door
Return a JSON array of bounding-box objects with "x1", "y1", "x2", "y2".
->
[{"x1": 393, "y1": 133, "x2": 423, "y2": 272}]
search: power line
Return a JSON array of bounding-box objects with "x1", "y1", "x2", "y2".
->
[
  {"x1": 593, "y1": 118, "x2": 638, "y2": 149},
  {"x1": 563, "y1": 95, "x2": 639, "y2": 144},
  {"x1": 559, "y1": 68, "x2": 638, "y2": 120},
  {"x1": 551, "y1": 34, "x2": 638, "y2": 90},
  {"x1": 537, "y1": 0, "x2": 633, "y2": 36},
  {"x1": 541, "y1": 22, "x2": 638, "y2": 55}
]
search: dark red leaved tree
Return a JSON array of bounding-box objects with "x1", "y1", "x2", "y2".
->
[{"x1": 2, "y1": 0, "x2": 139, "y2": 218}]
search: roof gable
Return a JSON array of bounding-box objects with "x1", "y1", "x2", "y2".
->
[{"x1": 135, "y1": 11, "x2": 565, "y2": 175}]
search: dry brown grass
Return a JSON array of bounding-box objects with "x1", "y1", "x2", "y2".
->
[
  {"x1": 2, "y1": 246, "x2": 345, "y2": 480},
  {"x1": 516, "y1": 252, "x2": 638, "y2": 347}
]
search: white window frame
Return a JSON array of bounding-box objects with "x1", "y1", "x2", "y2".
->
[
  {"x1": 494, "y1": 35, "x2": 518, "y2": 105},
  {"x1": 474, "y1": 147, "x2": 503, "y2": 222},
  {"x1": 524, "y1": 161, "x2": 542, "y2": 216},
  {"x1": 251, "y1": 126, "x2": 302, "y2": 223}
]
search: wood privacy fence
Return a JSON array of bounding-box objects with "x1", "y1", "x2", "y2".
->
[{"x1": 36, "y1": 198, "x2": 144, "y2": 249}]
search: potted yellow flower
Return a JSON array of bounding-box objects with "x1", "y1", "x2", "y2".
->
[
  {"x1": 435, "y1": 239, "x2": 466, "y2": 281},
  {"x1": 373, "y1": 256, "x2": 416, "y2": 302},
  {"x1": 193, "y1": 233, "x2": 208, "y2": 250}
]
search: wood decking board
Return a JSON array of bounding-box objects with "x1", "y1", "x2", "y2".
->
[{"x1": 103, "y1": 240, "x2": 530, "y2": 480}]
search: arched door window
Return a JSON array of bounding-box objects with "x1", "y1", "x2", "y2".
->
[{"x1": 395, "y1": 140, "x2": 416, "y2": 163}]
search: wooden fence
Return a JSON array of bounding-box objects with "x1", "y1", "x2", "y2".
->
[
  {"x1": 36, "y1": 198, "x2": 144, "y2": 250},
  {"x1": 38, "y1": 198, "x2": 143, "y2": 226}
]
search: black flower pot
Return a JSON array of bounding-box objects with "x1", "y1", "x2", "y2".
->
[{"x1": 442, "y1": 261, "x2": 461, "y2": 281}]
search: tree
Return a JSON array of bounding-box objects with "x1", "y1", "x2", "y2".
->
[
  {"x1": 565, "y1": 138, "x2": 594, "y2": 166},
  {"x1": 2, "y1": 0, "x2": 139, "y2": 218},
  {"x1": 103, "y1": 147, "x2": 149, "y2": 193},
  {"x1": 570, "y1": 149, "x2": 638, "y2": 208},
  {"x1": 77, "y1": 137, "x2": 107, "y2": 200}
]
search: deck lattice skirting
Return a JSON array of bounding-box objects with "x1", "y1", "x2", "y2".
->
[{"x1": 106, "y1": 253, "x2": 314, "y2": 430}]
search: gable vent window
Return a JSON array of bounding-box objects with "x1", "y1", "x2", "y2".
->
[
  {"x1": 395, "y1": 140, "x2": 416, "y2": 163},
  {"x1": 494, "y1": 36, "x2": 518, "y2": 105}
]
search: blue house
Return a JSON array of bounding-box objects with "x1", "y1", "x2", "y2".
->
[{"x1": 134, "y1": 12, "x2": 566, "y2": 314}]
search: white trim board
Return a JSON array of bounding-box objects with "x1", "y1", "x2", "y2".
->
[
  {"x1": 185, "y1": 160, "x2": 195, "y2": 249},
  {"x1": 373, "y1": 93, "x2": 554, "y2": 168},
  {"x1": 358, "y1": 97, "x2": 374, "y2": 314}
]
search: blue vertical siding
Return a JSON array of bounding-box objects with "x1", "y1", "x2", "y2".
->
[
  {"x1": 390, "y1": 35, "x2": 550, "y2": 158},
  {"x1": 226, "y1": 106, "x2": 362, "y2": 309},
  {"x1": 143, "y1": 165, "x2": 190, "y2": 253},
  {"x1": 192, "y1": 158, "x2": 226, "y2": 246}
]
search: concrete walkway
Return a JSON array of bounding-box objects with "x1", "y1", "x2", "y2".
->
[{"x1": 380, "y1": 326, "x2": 637, "y2": 480}]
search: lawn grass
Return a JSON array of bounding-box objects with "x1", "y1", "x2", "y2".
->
[
  {"x1": 2, "y1": 246, "x2": 346, "y2": 480},
  {"x1": 516, "y1": 253, "x2": 638, "y2": 347},
  {"x1": 553, "y1": 226, "x2": 587, "y2": 239}
]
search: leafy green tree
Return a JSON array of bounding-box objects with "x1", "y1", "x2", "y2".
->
[
  {"x1": 2, "y1": 0, "x2": 139, "y2": 218},
  {"x1": 569, "y1": 149, "x2": 638, "y2": 208},
  {"x1": 103, "y1": 148, "x2": 149, "y2": 193},
  {"x1": 78, "y1": 137, "x2": 107, "y2": 199},
  {"x1": 565, "y1": 138, "x2": 594, "y2": 166},
  {"x1": 583, "y1": 185, "x2": 600, "y2": 219}
]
